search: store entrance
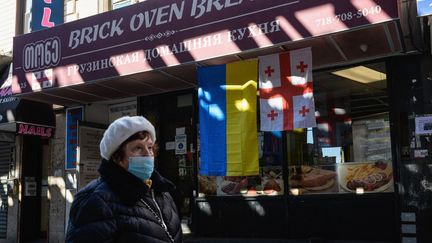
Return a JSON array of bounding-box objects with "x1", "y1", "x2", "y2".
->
[
  {"x1": 139, "y1": 90, "x2": 196, "y2": 226},
  {"x1": 20, "y1": 136, "x2": 49, "y2": 242}
]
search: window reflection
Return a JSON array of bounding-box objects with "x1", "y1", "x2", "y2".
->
[
  {"x1": 288, "y1": 62, "x2": 394, "y2": 195},
  {"x1": 197, "y1": 62, "x2": 394, "y2": 197},
  {"x1": 198, "y1": 131, "x2": 284, "y2": 197}
]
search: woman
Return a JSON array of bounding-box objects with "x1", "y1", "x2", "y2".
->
[{"x1": 66, "y1": 116, "x2": 183, "y2": 242}]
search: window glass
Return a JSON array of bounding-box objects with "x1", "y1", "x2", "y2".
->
[
  {"x1": 197, "y1": 62, "x2": 393, "y2": 197},
  {"x1": 112, "y1": 0, "x2": 133, "y2": 10},
  {"x1": 198, "y1": 131, "x2": 284, "y2": 197},
  {"x1": 23, "y1": 0, "x2": 32, "y2": 34},
  {"x1": 288, "y1": 63, "x2": 394, "y2": 195}
]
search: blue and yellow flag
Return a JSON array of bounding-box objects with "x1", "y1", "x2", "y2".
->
[{"x1": 198, "y1": 60, "x2": 259, "y2": 176}]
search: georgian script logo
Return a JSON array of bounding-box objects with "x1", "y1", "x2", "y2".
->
[{"x1": 23, "y1": 37, "x2": 61, "y2": 72}]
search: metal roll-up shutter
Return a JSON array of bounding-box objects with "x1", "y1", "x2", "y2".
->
[{"x1": 0, "y1": 142, "x2": 12, "y2": 238}]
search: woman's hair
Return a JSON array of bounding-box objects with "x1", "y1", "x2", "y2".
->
[{"x1": 111, "y1": 131, "x2": 158, "y2": 163}]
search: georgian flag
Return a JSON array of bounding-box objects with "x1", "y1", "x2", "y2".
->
[
  {"x1": 293, "y1": 94, "x2": 316, "y2": 128},
  {"x1": 259, "y1": 96, "x2": 284, "y2": 131},
  {"x1": 259, "y1": 47, "x2": 316, "y2": 131},
  {"x1": 259, "y1": 54, "x2": 281, "y2": 89}
]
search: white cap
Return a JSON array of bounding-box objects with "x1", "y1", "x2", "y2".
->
[{"x1": 100, "y1": 116, "x2": 156, "y2": 160}]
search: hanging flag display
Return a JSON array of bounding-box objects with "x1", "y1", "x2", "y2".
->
[
  {"x1": 259, "y1": 47, "x2": 316, "y2": 131},
  {"x1": 198, "y1": 60, "x2": 259, "y2": 176}
]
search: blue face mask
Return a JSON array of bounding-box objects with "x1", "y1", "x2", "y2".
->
[{"x1": 128, "y1": 156, "x2": 154, "y2": 181}]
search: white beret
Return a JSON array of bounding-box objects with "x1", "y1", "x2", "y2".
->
[{"x1": 100, "y1": 116, "x2": 156, "y2": 160}]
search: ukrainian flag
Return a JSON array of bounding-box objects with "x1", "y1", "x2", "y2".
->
[{"x1": 198, "y1": 60, "x2": 259, "y2": 176}]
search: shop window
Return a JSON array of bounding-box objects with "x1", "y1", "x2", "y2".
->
[
  {"x1": 197, "y1": 62, "x2": 393, "y2": 197},
  {"x1": 288, "y1": 63, "x2": 394, "y2": 195},
  {"x1": 198, "y1": 130, "x2": 284, "y2": 197},
  {"x1": 259, "y1": 131, "x2": 284, "y2": 195}
]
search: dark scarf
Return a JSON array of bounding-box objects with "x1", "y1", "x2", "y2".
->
[{"x1": 98, "y1": 159, "x2": 176, "y2": 205}]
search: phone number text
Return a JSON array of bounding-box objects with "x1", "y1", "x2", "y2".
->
[{"x1": 315, "y1": 5, "x2": 383, "y2": 27}]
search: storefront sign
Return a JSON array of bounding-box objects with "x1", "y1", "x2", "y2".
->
[
  {"x1": 16, "y1": 122, "x2": 54, "y2": 138},
  {"x1": 0, "y1": 63, "x2": 13, "y2": 100},
  {"x1": 0, "y1": 64, "x2": 20, "y2": 123},
  {"x1": 417, "y1": 0, "x2": 432, "y2": 17},
  {"x1": 13, "y1": 0, "x2": 398, "y2": 94},
  {"x1": 66, "y1": 107, "x2": 83, "y2": 170},
  {"x1": 31, "y1": 0, "x2": 64, "y2": 31}
]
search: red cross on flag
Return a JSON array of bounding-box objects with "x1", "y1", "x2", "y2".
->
[
  {"x1": 259, "y1": 47, "x2": 316, "y2": 131},
  {"x1": 259, "y1": 96, "x2": 284, "y2": 131}
]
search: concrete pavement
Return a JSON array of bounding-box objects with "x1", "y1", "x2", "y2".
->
[{"x1": 183, "y1": 237, "x2": 394, "y2": 243}]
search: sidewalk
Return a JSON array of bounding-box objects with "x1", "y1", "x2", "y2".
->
[
  {"x1": 184, "y1": 238, "x2": 308, "y2": 243},
  {"x1": 181, "y1": 223, "x2": 393, "y2": 243},
  {"x1": 183, "y1": 236, "x2": 394, "y2": 243}
]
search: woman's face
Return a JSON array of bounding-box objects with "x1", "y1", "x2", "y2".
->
[{"x1": 118, "y1": 136, "x2": 154, "y2": 170}]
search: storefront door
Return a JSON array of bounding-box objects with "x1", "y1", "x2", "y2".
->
[
  {"x1": 138, "y1": 90, "x2": 196, "y2": 224},
  {"x1": 20, "y1": 136, "x2": 49, "y2": 242}
]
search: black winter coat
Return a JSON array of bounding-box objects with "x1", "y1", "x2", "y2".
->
[{"x1": 66, "y1": 159, "x2": 183, "y2": 243}]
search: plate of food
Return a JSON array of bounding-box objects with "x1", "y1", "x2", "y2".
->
[
  {"x1": 338, "y1": 161, "x2": 393, "y2": 193},
  {"x1": 217, "y1": 176, "x2": 248, "y2": 195},
  {"x1": 198, "y1": 176, "x2": 217, "y2": 195},
  {"x1": 262, "y1": 169, "x2": 283, "y2": 195},
  {"x1": 289, "y1": 166, "x2": 337, "y2": 192}
]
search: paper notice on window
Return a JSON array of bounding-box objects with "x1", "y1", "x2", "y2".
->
[
  {"x1": 415, "y1": 115, "x2": 432, "y2": 135},
  {"x1": 175, "y1": 134, "x2": 187, "y2": 155},
  {"x1": 176, "y1": 127, "x2": 185, "y2": 135},
  {"x1": 414, "y1": 149, "x2": 428, "y2": 158},
  {"x1": 166, "y1": 141, "x2": 175, "y2": 150}
]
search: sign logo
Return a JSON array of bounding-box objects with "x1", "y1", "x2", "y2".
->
[
  {"x1": 17, "y1": 123, "x2": 53, "y2": 138},
  {"x1": 23, "y1": 37, "x2": 61, "y2": 72}
]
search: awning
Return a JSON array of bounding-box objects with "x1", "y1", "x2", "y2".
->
[
  {"x1": 11, "y1": 0, "x2": 403, "y2": 107},
  {"x1": 16, "y1": 21, "x2": 404, "y2": 107},
  {"x1": 0, "y1": 98, "x2": 55, "y2": 134},
  {"x1": 0, "y1": 63, "x2": 55, "y2": 135},
  {"x1": 0, "y1": 62, "x2": 15, "y2": 128}
]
